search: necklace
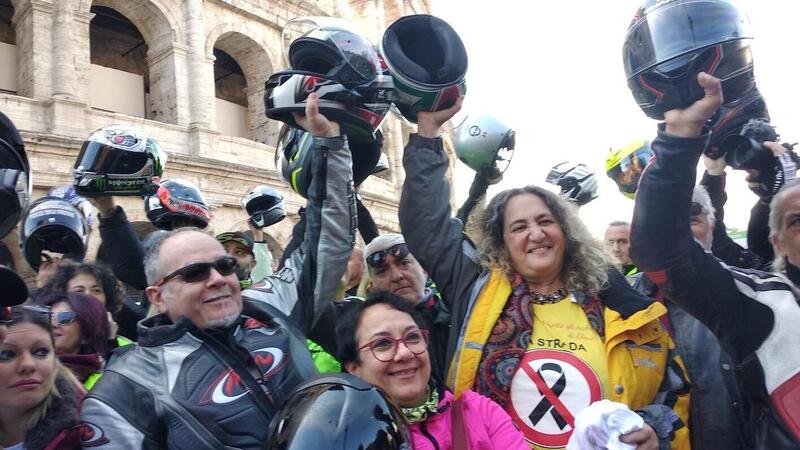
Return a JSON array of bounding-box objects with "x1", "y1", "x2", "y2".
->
[{"x1": 527, "y1": 287, "x2": 568, "y2": 304}]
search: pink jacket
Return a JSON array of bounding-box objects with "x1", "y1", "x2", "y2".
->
[{"x1": 409, "y1": 389, "x2": 529, "y2": 450}]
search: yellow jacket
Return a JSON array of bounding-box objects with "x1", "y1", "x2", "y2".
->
[{"x1": 447, "y1": 269, "x2": 690, "y2": 449}]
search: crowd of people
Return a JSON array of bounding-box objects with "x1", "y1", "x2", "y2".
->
[{"x1": 1, "y1": 2, "x2": 800, "y2": 450}]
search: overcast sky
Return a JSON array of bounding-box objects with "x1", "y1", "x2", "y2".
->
[{"x1": 430, "y1": 0, "x2": 800, "y2": 237}]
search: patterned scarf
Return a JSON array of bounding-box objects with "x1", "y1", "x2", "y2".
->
[
  {"x1": 473, "y1": 273, "x2": 605, "y2": 408},
  {"x1": 401, "y1": 386, "x2": 440, "y2": 423}
]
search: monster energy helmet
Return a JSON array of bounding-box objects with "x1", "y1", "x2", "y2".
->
[
  {"x1": 453, "y1": 114, "x2": 515, "y2": 184},
  {"x1": 623, "y1": 0, "x2": 754, "y2": 120},
  {"x1": 546, "y1": 162, "x2": 599, "y2": 206},
  {"x1": 73, "y1": 125, "x2": 166, "y2": 197},
  {"x1": 606, "y1": 139, "x2": 654, "y2": 199},
  {"x1": 379, "y1": 14, "x2": 468, "y2": 123}
]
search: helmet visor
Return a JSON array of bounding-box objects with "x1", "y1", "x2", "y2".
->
[
  {"x1": 294, "y1": 27, "x2": 380, "y2": 86},
  {"x1": 607, "y1": 149, "x2": 653, "y2": 194},
  {"x1": 74, "y1": 141, "x2": 149, "y2": 175},
  {"x1": 623, "y1": 0, "x2": 752, "y2": 78}
]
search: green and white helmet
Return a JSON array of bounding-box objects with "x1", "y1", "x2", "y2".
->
[
  {"x1": 379, "y1": 14, "x2": 468, "y2": 124},
  {"x1": 453, "y1": 114, "x2": 515, "y2": 183}
]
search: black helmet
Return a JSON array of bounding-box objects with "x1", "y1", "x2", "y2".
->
[
  {"x1": 266, "y1": 373, "x2": 412, "y2": 450},
  {"x1": 0, "y1": 112, "x2": 31, "y2": 239},
  {"x1": 380, "y1": 14, "x2": 468, "y2": 124},
  {"x1": 20, "y1": 196, "x2": 89, "y2": 271},
  {"x1": 265, "y1": 26, "x2": 394, "y2": 143},
  {"x1": 706, "y1": 85, "x2": 769, "y2": 157},
  {"x1": 241, "y1": 185, "x2": 286, "y2": 229},
  {"x1": 546, "y1": 162, "x2": 599, "y2": 206},
  {"x1": 623, "y1": 0, "x2": 754, "y2": 120},
  {"x1": 275, "y1": 125, "x2": 382, "y2": 197},
  {"x1": 144, "y1": 179, "x2": 210, "y2": 230},
  {"x1": 73, "y1": 125, "x2": 167, "y2": 197}
]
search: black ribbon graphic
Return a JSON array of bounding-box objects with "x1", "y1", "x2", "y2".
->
[{"x1": 529, "y1": 363, "x2": 568, "y2": 429}]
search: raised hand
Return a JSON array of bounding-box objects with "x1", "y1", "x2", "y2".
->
[
  {"x1": 664, "y1": 72, "x2": 724, "y2": 138},
  {"x1": 417, "y1": 96, "x2": 464, "y2": 139},
  {"x1": 292, "y1": 93, "x2": 341, "y2": 138}
]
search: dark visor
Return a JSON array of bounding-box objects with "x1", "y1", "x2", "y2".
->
[
  {"x1": 74, "y1": 141, "x2": 148, "y2": 175},
  {"x1": 623, "y1": 0, "x2": 752, "y2": 78}
]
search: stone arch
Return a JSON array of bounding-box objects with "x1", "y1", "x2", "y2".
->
[
  {"x1": 87, "y1": 0, "x2": 177, "y2": 47},
  {"x1": 208, "y1": 26, "x2": 276, "y2": 145}
]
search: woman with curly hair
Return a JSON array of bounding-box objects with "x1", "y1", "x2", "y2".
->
[
  {"x1": 397, "y1": 101, "x2": 691, "y2": 450},
  {"x1": 39, "y1": 262, "x2": 134, "y2": 351}
]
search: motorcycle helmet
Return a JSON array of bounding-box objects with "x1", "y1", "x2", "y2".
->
[
  {"x1": 546, "y1": 162, "x2": 599, "y2": 206},
  {"x1": 380, "y1": 14, "x2": 468, "y2": 123},
  {"x1": 241, "y1": 185, "x2": 286, "y2": 229},
  {"x1": 20, "y1": 196, "x2": 89, "y2": 271},
  {"x1": 706, "y1": 85, "x2": 770, "y2": 157},
  {"x1": 265, "y1": 26, "x2": 394, "y2": 143},
  {"x1": 623, "y1": 0, "x2": 754, "y2": 120},
  {"x1": 606, "y1": 140, "x2": 654, "y2": 199},
  {"x1": 47, "y1": 185, "x2": 97, "y2": 229},
  {"x1": 453, "y1": 114, "x2": 515, "y2": 184},
  {"x1": 73, "y1": 125, "x2": 167, "y2": 197},
  {"x1": 144, "y1": 179, "x2": 210, "y2": 230},
  {"x1": 275, "y1": 125, "x2": 382, "y2": 197},
  {"x1": 266, "y1": 373, "x2": 412, "y2": 450},
  {"x1": 0, "y1": 112, "x2": 30, "y2": 239}
]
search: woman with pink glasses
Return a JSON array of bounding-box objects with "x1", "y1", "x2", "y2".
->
[{"x1": 336, "y1": 291, "x2": 528, "y2": 450}]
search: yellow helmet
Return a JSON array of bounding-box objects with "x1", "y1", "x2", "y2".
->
[{"x1": 605, "y1": 140, "x2": 653, "y2": 199}]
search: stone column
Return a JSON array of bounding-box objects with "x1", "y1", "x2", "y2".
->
[
  {"x1": 13, "y1": 0, "x2": 54, "y2": 99},
  {"x1": 146, "y1": 44, "x2": 190, "y2": 126},
  {"x1": 183, "y1": 0, "x2": 212, "y2": 129},
  {"x1": 51, "y1": 1, "x2": 75, "y2": 99}
]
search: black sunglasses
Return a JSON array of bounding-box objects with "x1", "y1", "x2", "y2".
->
[
  {"x1": 155, "y1": 256, "x2": 238, "y2": 287},
  {"x1": 366, "y1": 243, "x2": 410, "y2": 269}
]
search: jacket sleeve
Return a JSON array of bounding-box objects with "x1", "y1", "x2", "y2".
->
[
  {"x1": 262, "y1": 135, "x2": 355, "y2": 335},
  {"x1": 702, "y1": 171, "x2": 765, "y2": 270},
  {"x1": 399, "y1": 134, "x2": 482, "y2": 312},
  {"x1": 97, "y1": 206, "x2": 148, "y2": 290},
  {"x1": 630, "y1": 126, "x2": 773, "y2": 358},
  {"x1": 80, "y1": 371, "x2": 159, "y2": 448},
  {"x1": 462, "y1": 390, "x2": 529, "y2": 450}
]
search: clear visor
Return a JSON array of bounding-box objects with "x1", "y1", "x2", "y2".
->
[
  {"x1": 74, "y1": 141, "x2": 149, "y2": 175},
  {"x1": 282, "y1": 17, "x2": 360, "y2": 68},
  {"x1": 24, "y1": 201, "x2": 85, "y2": 242},
  {"x1": 623, "y1": 0, "x2": 752, "y2": 78},
  {"x1": 607, "y1": 149, "x2": 653, "y2": 193},
  {"x1": 297, "y1": 27, "x2": 380, "y2": 85}
]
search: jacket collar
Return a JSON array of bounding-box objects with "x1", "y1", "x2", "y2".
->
[{"x1": 137, "y1": 314, "x2": 242, "y2": 346}]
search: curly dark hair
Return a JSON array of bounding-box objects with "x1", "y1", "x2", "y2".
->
[
  {"x1": 40, "y1": 262, "x2": 123, "y2": 316},
  {"x1": 36, "y1": 292, "x2": 110, "y2": 356}
]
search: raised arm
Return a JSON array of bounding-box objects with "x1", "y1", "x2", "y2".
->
[{"x1": 630, "y1": 73, "x2": 772, "y2": 356}]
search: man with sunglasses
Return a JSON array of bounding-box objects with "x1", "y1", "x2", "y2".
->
[
  {"x1": 80, "y1": 94, "x2": 357, "y2": 449},
  {"x1": 364, "y1": 233, "x2": 451, "y2": 380}
]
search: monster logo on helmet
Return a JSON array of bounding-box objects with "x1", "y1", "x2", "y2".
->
[
  {"x1": 379, "y1": 14, "x2": 468, "y2": 124},
  {"x1": 622, "y1": 0, "x2": 755, "y2": 120},
  {"x1": 73, "y1": 125, "x2": 166, "y2": 197},
  {"x1": 606, "y1": 140, "x2": 654, "y2": 199}
]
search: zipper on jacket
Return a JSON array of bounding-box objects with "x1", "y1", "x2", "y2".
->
[{"x1": 419, "y1": 421, "x2": 440, "y2": 450}]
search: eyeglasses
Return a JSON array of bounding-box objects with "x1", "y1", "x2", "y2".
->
[
  {"x1": 358, "y1": 329, "x2": 429, "y2": 362},
  {"x1": 155, "y1": 256, "x2": 238, "y2": 287},
  {"x1": 690, "y1": 202, "x2": 708, "y2": 217},
  {"x1": 52, "y1": 310, "x2": 78, "y2": 326},
  {"x1": 366, "y1": 243, "x2": 410, "y2": 269},
  {"x1": 0, "y1": 304, "x2": 51, "y2": 325}
]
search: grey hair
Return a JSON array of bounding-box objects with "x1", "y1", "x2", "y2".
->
[
  {"x1": 692, "y1": 185, "x2": 716, "y2": 228},
  {"x1": 143, "y1": 227, "x2": 205, "y2": 285},
  {"x1": 769, "y1": 178, "x2": 800, "y2": 271},
  {"x1": 475, "y1": 185, "x2": 614, "y2": 296},
  {"x1": 607, "y1": 220, "x2": 630, "y2": 229}
]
